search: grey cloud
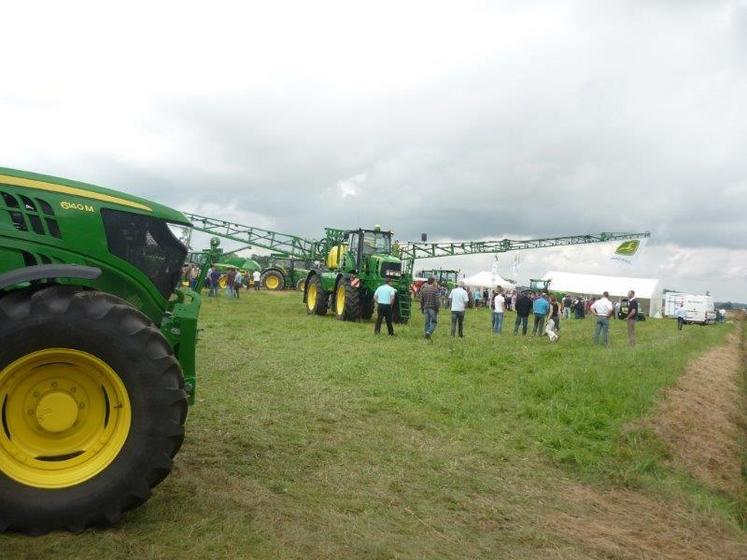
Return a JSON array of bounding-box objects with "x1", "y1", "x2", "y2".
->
[{"x1": 4, "y1": 1, "x2": 745, "y2": 298}]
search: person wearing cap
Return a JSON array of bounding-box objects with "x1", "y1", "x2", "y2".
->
[
  {"x1": 449, "y1": 281, "x2": 470, "y2": 337},
  {"x1": 590, "y1": 291, "x2": 615, "y2": 346},
  {"x1": 420, "y1": 276, "x2": 440, "y2": 340}
]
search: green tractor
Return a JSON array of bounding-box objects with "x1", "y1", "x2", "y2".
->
[
  {"x1": 415, "y1": 268, "x2": 460, "y2": 290},
  {"x1": 529, "y1": 278, "x2": 551, "y2": 292},
  {"x1": 0, "y1": 167, "x2": 201, "y2": 533},
  {"x1": 258, "y1": 254, "x2": 310, "y2": 291},
  {"x1": 214, "y1": 257, "x2": 260, "y2": 289},
  {"x1": 303, "y1": 226, "x2": 411, "y2": 323}
]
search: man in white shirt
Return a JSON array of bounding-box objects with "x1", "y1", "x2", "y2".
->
[
  {"x1": 448, "y1": 281, "x2": 470, "y2": 337},
  {"x1": 590, "y1": 291, "x2": 615, "y2": 346},
  {"x1": 252, "y1": 270, "x2": 261, "y2": 290},
  {"x1": 373, "y1": 278, "x2": 398, "y2": 336},
  {"x1": 492, "y1": 286, "x2": 506, "y2": 334},
  {"x1": 675, "y1": 304, "x2": 687, "y2": 331}
]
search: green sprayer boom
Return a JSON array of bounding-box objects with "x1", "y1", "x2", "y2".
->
[
  {"x1": 183, "y1": 213, "x2": 319, "y2": 291},
  {"x1": 401, "y1": 231, "x2": 651, "y2": 274},
  {"x1": 183, "y1": 212, "x2": 318, "y2": 260}
]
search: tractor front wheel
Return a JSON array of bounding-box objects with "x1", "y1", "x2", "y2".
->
[
  {"x1": 335, "y1": 280, "x2": 361, "y2": 321},
  {"x1": 0, "y1": 286, "x2": 187, "y2": 534},
  {"x1": 306, "y1": 275, "x2": 329, "y2": 315},
  {"x1": 295, "y1": 278, "x2": 305, "y2": 291}
]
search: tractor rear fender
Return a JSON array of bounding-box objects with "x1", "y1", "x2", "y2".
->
[
  {"x1": 0, "y1": 264, "x2": 102, "y2": 292},
  {"x1": 334, "y1": 272, "x2": 355, "y2": 290}
]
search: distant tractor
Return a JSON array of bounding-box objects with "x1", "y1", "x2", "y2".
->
[
  {"x1": 529, "y1": 278, "x2": 551, "y2": 292},
  {"x1": 414, "y1": 268, "x2": 460, "y2": 292},
  {"x1": 187, "y1": 250, "x2": 260, "y2": 289},
  {"x1": 258, "y1": 254, "x2": 310, "y2": 291},
  {"x1": 0, "y1": 167, "x2": 201, "y2": 533},
  {"x1": 303, "y1": 226, "x2": 411, "y2": 323}
]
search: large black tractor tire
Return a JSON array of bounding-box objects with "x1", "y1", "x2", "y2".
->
[
  {"x1": 305, "y1": 274, "x2": 329, "y2": 315},
  {"x1": 360, "y1": 292, "x2": 375, "y2": 320},
  {"x1": 392, "y1": 292, "x2": 410, "y2": 325},
  {"x1": 261, "y1": 270, "x2": 285, "y2": 291},
  {"x1": 0, "y1": 286, "x2": 187, "y2": 534},
  {"x1": 334, "y1": 279, "x2": 361, "y2": 321}
]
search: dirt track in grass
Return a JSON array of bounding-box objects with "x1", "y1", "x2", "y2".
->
[
  {"x1": 649, "y1": 325, "x2": 746, "y2": 496},
  {"x1": 545, "y1": 322, "x2": 747, "y2": 559}
]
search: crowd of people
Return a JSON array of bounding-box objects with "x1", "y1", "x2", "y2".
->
[
  {"x1": 186, "y1": 265, "x2": 709, "y2": 346},
  {"x1": 181, "y1": 264, "x2": 263, "y2": 298},
  {"x1": 380, "y1": 277, "x2": 646, "y2": 347}
]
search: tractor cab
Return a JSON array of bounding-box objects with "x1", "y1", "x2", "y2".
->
[
  {"x1": 344, "y1": 227, "x2": 401, "y2": 278},
  {"x1": 529, "y1": 278, "x2": 551, "y2": 292},
  {"x1": 352, "y1": 228, "x2": 392, "y2": 258},
  {"x1": 417, "y1": 268, "x2": 459, "y2": 289},
  {"x1": 270, "y1": 255, "x2": 294, "y2": 270}
]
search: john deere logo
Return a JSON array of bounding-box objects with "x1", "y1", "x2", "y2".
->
[{"x1": 615, "y1": 240, "x2": 640, "y2": 257}]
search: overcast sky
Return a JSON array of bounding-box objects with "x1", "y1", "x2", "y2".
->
[{"x1": 2, "y1": 1, "x2": 746, "y2": 300}]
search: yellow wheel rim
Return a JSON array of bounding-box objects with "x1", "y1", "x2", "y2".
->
[
  {"x1": 218, "y1": 276, "x2": 228, "y2": 289},
  {"x1": 307, "y1": 284, "x2": 317, "y2": 310},
  {"x1": 0, "y1": 348, "x2": 131, "y2": 489},
  {"x1": 265, "y1": 276, "x2": 280, "y2": 290},
  {"x1": 336, "y1": 285, "x2": 345, "y2": 316}
]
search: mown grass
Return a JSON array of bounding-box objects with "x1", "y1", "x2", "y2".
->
[{"x1": 1, "y1": 291, "x2": 743, "y2": 559}]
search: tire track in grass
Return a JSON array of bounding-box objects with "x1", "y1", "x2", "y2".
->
[
  {"x1": 648, "y1": 322, "x2": 746, "y2": 497},
  {"x1": 544, "y1": 321, "x2": 747, "y2": 559}
]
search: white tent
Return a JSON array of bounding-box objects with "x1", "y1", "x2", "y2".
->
[
  {"x1": 541, "y1": 270, "x2": 663, "y2": 318},
  {"x1": 463, "y1": 271, "x2": 516, "y2": 288}
]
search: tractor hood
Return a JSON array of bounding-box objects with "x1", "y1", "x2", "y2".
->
[
  {"x1": 371, "y1": 254, "x2": 402, "y2": 278},
  {"x1": 0, "y1": 167, "x2": 189, "y2": 225}
]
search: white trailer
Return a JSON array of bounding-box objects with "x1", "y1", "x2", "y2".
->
[{"x1": 664, "y1": 292, "x2": 717, "y2": 324}]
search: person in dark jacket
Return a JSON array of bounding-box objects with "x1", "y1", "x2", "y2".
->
[
  {"x1": 420, "y1": 277, "x2": 440, "y2": 340},
  {"x1": 514, "y1": 291, "x2": 533, "y2": 335},
  {"x1": 209, "y1": 267, "x2": 221, "y2": 297}
]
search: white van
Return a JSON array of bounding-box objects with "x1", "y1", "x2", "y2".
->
[{"x1": 664, "y1": 293, "x2": 717, "y2": 324}]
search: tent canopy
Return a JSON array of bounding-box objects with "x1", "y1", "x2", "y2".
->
[
  {"x1": 541, "y1": 270, "x2": 662, "y2": 317},
  {"x1": 541, "y1": 270, "x2": 659, "y2": 298},
  {"x1": 463, "y1": 271, "x2": 516, "y2": 288}
]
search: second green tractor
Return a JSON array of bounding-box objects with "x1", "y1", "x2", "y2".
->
[{"x1": 303, "y1": 227, "x2": 412, "y2": 323}]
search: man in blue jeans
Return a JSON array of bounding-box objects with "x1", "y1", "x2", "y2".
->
[
  {"x1": 492, "y1": 286, "x2": 506, "y2": 334},
  {"x1": 420, "y1": 276, "x2": 440, "y2": 341},
  {"x1": 532, "y1": 293, "x2": 550, "y2": 336},
  {"x1": 590, "y1": 291, "x2": 615, "y2": 346},
  {"x1": 449, "y1": 281, "x2": 470, "y2": 337}
]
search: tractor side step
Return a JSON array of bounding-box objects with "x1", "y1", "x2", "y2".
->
[{"x1": 396, "y1": 285, "x2": 411, "y2": 320}]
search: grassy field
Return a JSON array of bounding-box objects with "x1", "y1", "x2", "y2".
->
[{"x1": 2, "y1": 291, "x2": 745, "y2": 559}]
